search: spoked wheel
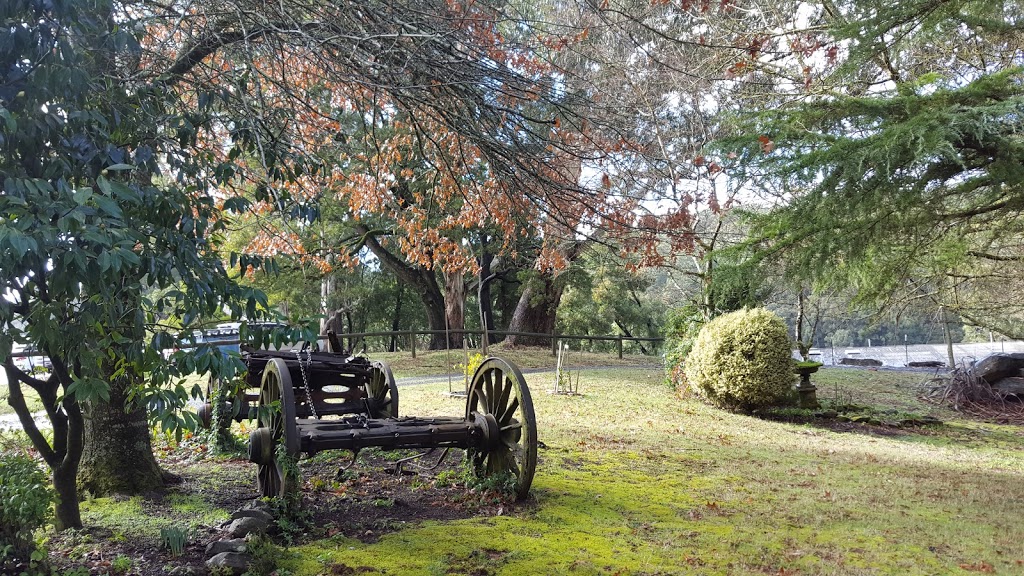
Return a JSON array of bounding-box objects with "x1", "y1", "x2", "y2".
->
[
  {"x1": 248, "y1": 358, "x2": 300, "y2": 498},
  {"x1": 366, "y1": 361, "x2": 399, "y2": 418},
  {"x1": 466, "y1": 357, "x2": 538, "y2": 500}
]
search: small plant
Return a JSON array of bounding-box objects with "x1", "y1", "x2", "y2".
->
[
  {"x1": 434, "y1": 469, "x2": 461, "y2": 488},
  {"x1": 466, "y1": 467, "x2": 516, "y2": 495},
  {"x1": 372, "y1": 498, "x2": 395, "y2": 508},
  {"x1": 159, "y1": 526, "x2": 193, "y2": 556},
  {"x1": 0, "y1": 451, "x2": 54, "y2": 564},
  {"x1": 111, "y1": 554, "x2": 133, "y2": 574},
  {"x1": 663, "y1": 305, "x2": 705, "y2": 388},
  {"x1": 269, "y1": 496, "x2": 310, "y2": 545},
  {"x1": 459, "y1": 353, "x2": 486, "y2": 380},
  {"x1": 684, "y1": 308, "x2": 796, "y2": 411},
  {"x1": 242, "y1": 533, "x2": 279, "y2": 576}
]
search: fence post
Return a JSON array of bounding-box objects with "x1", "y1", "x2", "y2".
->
[
  {"x1": 410, "y1": 332, "x2": 416, "y2": 359},
  {"x1": 551, "y1": 330, "x2": 558, "y2": 357},
  {"x1": 617, "y1": 336, "x2": 623, "y2": 359}
]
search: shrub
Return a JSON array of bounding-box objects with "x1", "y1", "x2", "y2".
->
[
  {"x1": 0, "y1": 451, "x2": 53, "y2": 561},
  {"x1": 663, "y1": 305, "x2": 705, "y2": 388},
  {"x1": 684, "y1": 308, "x2": 796, "y2": 410}
]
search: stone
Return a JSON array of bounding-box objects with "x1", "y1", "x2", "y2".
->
[
  {"x1": 206, "y1": 552, "x2": 250, "y2": 576},
  {"x1": 970, "y1": 353, "x2": 1024, "y2": 384},
  {"x1": 230, "y1": 508, "x2": 274, "y2": 524},
  {"x1": 839, "y1": 358, "x2": 883, "y2": 367},
  {"x1": 849, "y1": 414, "x2": 879, "y2": 425},
  {"x1": 990, "y1": 376, "x2": 1024, "y2": 397},
  {"x1": 241, "y1": 499, "x2": 274, "y2": 514},
  {"x1": 205, "y1": 538, "x2": 247, "y2": 556},
  {"x1": 227, "y1": 516, "x2": 269, "y2": 538}
]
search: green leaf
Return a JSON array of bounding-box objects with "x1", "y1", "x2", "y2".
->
[
  {"x1": 104, "y1": 163, "x2": 136, "y2": 172},
  {"x1": 72, "y1": 187, "x2": 94, "y2": 205},
  {"x1": 93, "y1": 195, "x2": 123, "y2": 219}
]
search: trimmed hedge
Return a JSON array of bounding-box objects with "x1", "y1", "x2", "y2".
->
[{"x1": 684, "y1": 308, "x2": 795, "y2": 410}]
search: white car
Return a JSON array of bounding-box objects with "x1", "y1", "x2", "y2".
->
[{"x1": 11, "y1": 344, "x2": 51, "y2": 374}]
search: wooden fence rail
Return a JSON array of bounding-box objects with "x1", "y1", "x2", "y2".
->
[
  {"x1": 325, "y1": 329, "x2": 664, "y2": 359},
  {"x1": 7, "y1": 330, "x2": 664, "y2": 361}
]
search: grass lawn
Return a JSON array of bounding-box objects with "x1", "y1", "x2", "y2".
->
[
  {"x1": 371, "y1": 346, "x2": 660, "y2": 379},
  {"x1": 6, "y1": 355, "x2": 1024, "y2": 575},
  {"x1": 274, "y1": 365, "x2": 1024, "y2": 575},
  {"x1": 0, "y1": 377, "x2": 45, "y2": 417}
]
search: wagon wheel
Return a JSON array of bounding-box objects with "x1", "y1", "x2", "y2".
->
[
  {"x1": 466, "y1": 357, "x2": 538, "y2": 500},
  {"x1": 248, "y1": 358, "x2": 300, "y2": 498},
  {"x1": 366, "y1": 360, "x2": 399, "y2": 418},
  {"x1": 197, "y1": 374, "x2": 218, "y2": 429}
]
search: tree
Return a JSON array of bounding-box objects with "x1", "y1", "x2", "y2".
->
[
  {"x1": 719, "y1": 0, "x2": 1024, "y2": 337},
  {"x1": 557, "y1": 247, "x2": 664, "y2": 353},
  {"x1": 0, "y1": 0, "x2": 266, "y2": 528},
  {"x1": 5, "y1": 0, "x2": 598, "y2": 530}
]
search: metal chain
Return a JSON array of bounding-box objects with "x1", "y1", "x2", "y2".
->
[{"x1": 295, "y1": 348, "x2": 318, "y2": 419}]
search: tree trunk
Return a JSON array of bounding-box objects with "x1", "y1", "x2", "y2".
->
[
  {"x1": 478, "y1": 246, "x2": 498, "y2": 346},
  {"x1": 443, "y1": 270, "x2": 466, "y2": 349},
  {"x1": 4, "y1": 359, "x2": 85, "y2": 530},
  {"x1": 389, "y1": 283, "x2": 403, "y2": 352},
  {"x1": 79, "y1": 374, "x2": 164, "y2": 496},
  {"x1": 505, "y1": 275, "x2": 565, "y2": 346},
  {"x1": 53, "y1": 461, "x2": 82, "y2": 531},
  {"x1": 319, "y1": 267, "x2": 336, "y2": 335},
  {"x1": 941, "y1": 305, "x2": 956, "y2": 368},
  {"x1": 358, "y1": 227, "x2": 447, "y2": 349}
]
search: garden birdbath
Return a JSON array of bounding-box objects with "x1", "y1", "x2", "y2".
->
[{"x1": 794, "y1": 362, "x2": 822, "y2": 409}]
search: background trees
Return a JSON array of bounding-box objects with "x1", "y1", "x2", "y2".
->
[{"x1": 719, "y1": 0, "x2": 1024, "y2": 338}]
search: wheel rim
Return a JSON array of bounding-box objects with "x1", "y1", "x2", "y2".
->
[
  {"x1": 367, "y1": 361, "x2": 399, "y2": 418},
  {"x1": 466, "y1": 357, "x2": 538, "y2": 500},
  {"x1": 255, "y1": 358, "x2": 299, "y2": 498}
]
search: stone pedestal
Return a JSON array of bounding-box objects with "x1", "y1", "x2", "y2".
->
[{"x1": 795, "y1": 365, "x2": 820, "y2": 409}]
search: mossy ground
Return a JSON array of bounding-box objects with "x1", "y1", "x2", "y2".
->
[
  {"x1": 6, "y1": 358, "x2": 1024, "y2": 575},
  {"x1": 278, "y1": 366, "x2": 1024, "y2": 575}
]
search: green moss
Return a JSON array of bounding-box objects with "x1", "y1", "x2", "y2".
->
[
  {"x1": 279, "y1": 368, "x2": 1024, "y2": 576},
  {"x1": 45, "y1": 362, "x2": 1024, "y2": 575}
]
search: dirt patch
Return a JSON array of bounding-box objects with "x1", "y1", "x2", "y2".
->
[
  {"x1": 296, "y1": 449, "x2": 523, "y2": 544},
  {"x1": 45, "y1": 446, "x2": 527, "y2": 575}
]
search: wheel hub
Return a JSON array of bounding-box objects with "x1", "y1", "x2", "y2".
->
[
  {"x1": 472, "y1": 411, "x2": 502, "y2": 450},
  {"x1": 248, "y1": 427, "x2": 275, "y2": 465}
]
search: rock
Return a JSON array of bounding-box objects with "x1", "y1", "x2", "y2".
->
[
  {"x1": 990, "y1": 376, "x2": 1024, "y2": 397},
  {"x1": 970, "y1": 353, "x2": 1024, "y2": 384},
  {"x1": 839, "y1": 358, "x2": 883, "y2": 367},
  {"x1": 849, "y1": 414, "x2": 879, "y2": 425},
  {"x1": 206, "y1": 552, "x2": 250, "y2": 576},
  {"x1": 205, "y1": 538, "x2": 247, "y2": 556},
  {"x1": 230, "y1": 508, "x2": 274, "y2": 524},
  {"x1": 241, "y1": 499, "x2": 274, "y2": 515},
  {"x1": 898, "y1": 416, "x2": 943, "y2": 427},
  {"x1": 227, "y1": 516, "x2": 269, "y2": 538}
]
